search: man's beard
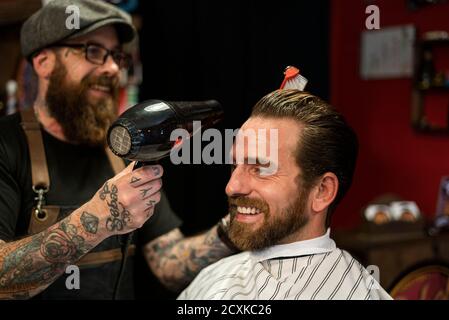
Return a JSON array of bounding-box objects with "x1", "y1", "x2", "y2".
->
[
  {"x1": 45, "y1": 57, "x2": 119, "y2": 146},
  {"x1": 227, "y1": 189, "x2": 309, "y2": 251}
]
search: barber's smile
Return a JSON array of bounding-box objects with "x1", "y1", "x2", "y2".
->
[{"x1": 89, "y1": 84, "x2": 112, "y2": 98}]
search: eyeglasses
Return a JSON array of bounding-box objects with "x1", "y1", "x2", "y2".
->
[{"x1": 52, "y1": 43, "x2": 132, "y2": 70}]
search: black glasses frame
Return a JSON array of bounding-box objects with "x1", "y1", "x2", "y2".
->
[{"x1": 52, "y1": 42, "x2": 132, "y2": 70}]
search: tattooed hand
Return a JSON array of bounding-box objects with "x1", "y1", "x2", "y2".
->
[
  {"x1": 90, "y1": 162, "x2": 163, "y2": 236},
  {"x1": 0, "y1": 163, "x2": 163, "y2": 299}
]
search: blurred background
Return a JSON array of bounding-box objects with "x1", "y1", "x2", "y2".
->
[{"x1": 1, "y1": 0, "x2": 449, "y2": 299}]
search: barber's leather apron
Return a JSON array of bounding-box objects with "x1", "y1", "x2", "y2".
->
[{"x1": 20, "y1": 108, "x2": 136, "y2": 270}]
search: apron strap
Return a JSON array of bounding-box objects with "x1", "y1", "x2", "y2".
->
[{"x1": 20, "y1": 108, "x2": 50, "y2": 190}]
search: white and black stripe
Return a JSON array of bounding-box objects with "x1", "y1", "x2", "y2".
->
[
  {"x1": 328, "y1": 257, "x2": 355, "y2": 299},
  {"x1": 311, "y1": 251, "x2": 344, "y2": 300},
  {"x1": 178, "y1": 233, "x2": 392, "y2": 300},
  {"x1": 295, "y1": 252, "x2": 331, "y2": 299}
]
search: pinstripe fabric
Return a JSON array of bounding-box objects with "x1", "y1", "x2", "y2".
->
[{"x1": 178, "y1": 230, "x2": 392, "y2": 300}]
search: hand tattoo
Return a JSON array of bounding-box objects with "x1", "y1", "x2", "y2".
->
[
  {"x1": 152, "y1": 166, "x2": 161, "y2": 176},
  {"x1": 144, "y1": 199, "x2": 156, "y2": 212},
  {"x1": 140, "y1": 187, "x2": 153, "y2": 199},
  {"x1": 99, "y1": 182, "x2": 131, "y2": 232},
  {"x1": 130, "y1": 176, "x2": 141, "y2": 184}
]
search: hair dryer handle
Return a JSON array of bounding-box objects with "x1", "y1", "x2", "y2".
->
[{"x1": 133, "y1": 160, "x2": 159, "y2": 170}]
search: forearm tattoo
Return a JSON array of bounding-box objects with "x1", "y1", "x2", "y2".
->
[
  {"x1": 99, "y1": 182, "x2": 131, "y2": 232},
  {"x1": 0, "y1": 234, "x2": 45, "y2": 299},
  {"x1": 144, "y1": 227, "x2": 233, "y2": 292},
  {"x1": 0, "y1": 214, "x2": 96, "y2": 299},
  {"x1": 40, "y1": 219, "x2": 93, "y2": 264},
  {"x1": 80, "y1": 212, "x2": 99, "y2": 234}
]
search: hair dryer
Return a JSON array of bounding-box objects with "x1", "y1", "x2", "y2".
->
[
  {"x1": 106, "y1": 99, "x2": 222, "y2": 297},
  {"x1": 107, "y1": 99, "x2": 224, "y2": 166}
]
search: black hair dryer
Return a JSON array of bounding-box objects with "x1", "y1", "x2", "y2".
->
[{"x1": 107, "y1": 99, "x2": 224, "y2": 169}]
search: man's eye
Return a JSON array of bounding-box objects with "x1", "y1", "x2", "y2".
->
[
  {"x1": 258, "y1": 166, "x2": 276, "y2": 177},
  {"x1": 87, "y1": 47, "x2": 104, "y2": 59}
]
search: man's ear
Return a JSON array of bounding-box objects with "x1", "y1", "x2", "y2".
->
[
  {"x1": 310, "y1": 172, "x2": 339, "y2": 213},
  {"x1": 32, "y1": 49, "x2": 56, "y2": 79}
]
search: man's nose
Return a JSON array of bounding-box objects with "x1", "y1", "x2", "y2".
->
[
  {"x1": 225, "y1": 166, "x2": 251, "y2": 197},
  {"x1": 99, "y1": 54, "x2": 120, "y2": 77}
]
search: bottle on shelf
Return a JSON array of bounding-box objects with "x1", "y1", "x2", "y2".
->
[{"x1": 418, "y1": 49, "x2": 436, "y2": 90}]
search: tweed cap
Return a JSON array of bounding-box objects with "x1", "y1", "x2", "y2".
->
[{"x1": 21, "y1": 0, "x2": 136, "y2": 59}]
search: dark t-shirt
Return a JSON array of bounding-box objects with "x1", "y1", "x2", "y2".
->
[{"x1": 0, "y1": 112, "x2": 182, "y2": 299}]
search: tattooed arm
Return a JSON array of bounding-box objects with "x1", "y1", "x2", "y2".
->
[
  {"x1": 0, "y1": 163, "x2": 163, "y2": 299},
  {"x1": 143, "y1": 218, "x2": 235, "y2": 292},
  {"x1": 0, "y1": 207, "x2": 108, "y2": 299}
]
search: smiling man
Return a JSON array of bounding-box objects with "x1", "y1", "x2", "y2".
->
[
  {"x1": 34, "y1": 25, "x2": 124, "y2": 147},
  {"x1": 0, "y1": 0, "x2": 235, "y2": 299},
  {"x1": 179, "y1": 89, "x2": 392, "y2": 300}
]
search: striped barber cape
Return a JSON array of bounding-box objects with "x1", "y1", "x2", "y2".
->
[{"x1": 178, "y1": 229, "x2": 392, "y2": 300}]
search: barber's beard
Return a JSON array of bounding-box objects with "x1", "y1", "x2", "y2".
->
[
  {"x1": 45, "y1": 59, "x2": 119, "y2": 146},
  {"x1": 228, "y1": 190, "x2": 309, "y2": 251}
]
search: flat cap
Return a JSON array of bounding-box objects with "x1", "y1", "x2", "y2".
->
[{"x1": 21, "y1": 0, "x2": 136, "y2": 59}]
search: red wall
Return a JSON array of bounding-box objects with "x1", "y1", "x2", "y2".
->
[{"x1": 331, "y1": 0, "x2": 449, "y2": 229}]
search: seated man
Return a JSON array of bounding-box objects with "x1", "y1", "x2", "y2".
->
[{"x1": 179, "y1": 89, "x2": 392, "y2": 300}]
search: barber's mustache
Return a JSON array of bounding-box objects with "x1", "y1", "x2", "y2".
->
[{"x1": 83, "y1": 75, "x2": 119, "y2": 91}]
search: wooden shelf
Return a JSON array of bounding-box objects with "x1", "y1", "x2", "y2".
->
[
  {"x1": 411, "y1": 37, "x2": 449, "y2": 133},
  {"x1": 416, "y1": 85, "x2": 449, "y2": 92},
  {"x1": 421, "y1": 38, "x2": 449, "y2": 46},
  {"x1": 333, "y1": 228, "x2": 449, "y2": 289},
  {"x1": 413, "y1": 126, "x2": 449, "y2": 135}
]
